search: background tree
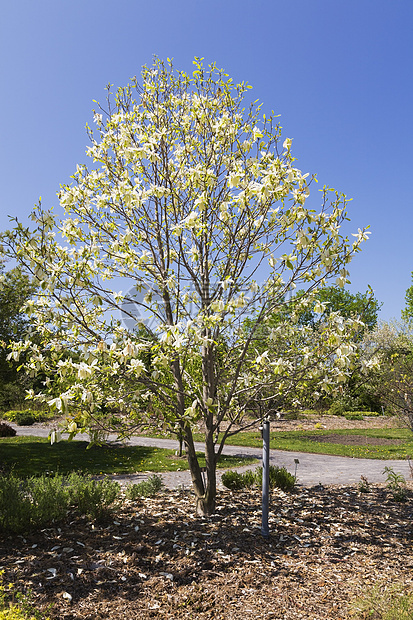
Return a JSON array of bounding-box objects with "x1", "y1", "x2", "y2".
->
[
  {"x1": 2, "y1": 58, "x2": 369, "y2": 515},
  {"x1": 402, "y1": 272, "x2": 413, "y2": 323},
  {"x1": 362, "y1": 321, "x2": 413, "y2": 428},
  {"x1": 259, "y1": 286, "x2": 380, "y2": 330},
  {"x1": 309, "y1": 287, "x2": 382, "y2": 411},
  {"x1": 0, "y1": 261, "x2": 37, "y2": 409},
  {"x1": 244, "y1": 286, "x2": 381, "y2": 411},
  {"x1": 310, "y1": 286, "x2": 380, "y2": 331}
]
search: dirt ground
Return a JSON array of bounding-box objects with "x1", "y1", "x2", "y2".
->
[
  {"x1": 1, "y1": 483, "x2": 412, "y2": 620},
  {"x1": 1, "y1": 414, "x2": 411, "y2": 619}
]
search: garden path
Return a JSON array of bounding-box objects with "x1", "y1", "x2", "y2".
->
[{"x1": 11, "y1": 423, "x2": 412, "y2": 490}]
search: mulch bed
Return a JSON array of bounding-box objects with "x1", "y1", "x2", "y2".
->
[{"x1": 1, "y1": 483, "x2": 412, "y2": 619}]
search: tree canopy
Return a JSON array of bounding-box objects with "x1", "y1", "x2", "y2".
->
[
  {"x1": 402, "y1": 272, "x2": 413, "y2": 323},
  {"x1": 294, "y1": 286, "x2": 380, "y2": 330},
  {"x1": 1, "y1": 58, "x2": 370, "y2": 514},
  {"x1": 0, "y1": 262, "x2": 37, "y2": 408},
  {"x1": 362, "y1": 321, "x2": 413, "y2": 428}
]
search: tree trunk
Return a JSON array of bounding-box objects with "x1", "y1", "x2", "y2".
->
[
  {"x1": 183, "y1": 425, "x2": 206, "y2": 500},
  {"x1": 195, "y1": 426, "x2": 217, "y2": 517},
  {"x1": 169, "y1": 357, "x2": 208, "y2": 507},
  {"x1": 195, "y1": 472, "x2": 216, "y2": 516},
  {"x1": 183, "y1": 425, "x2": 217, "y2": 516}
]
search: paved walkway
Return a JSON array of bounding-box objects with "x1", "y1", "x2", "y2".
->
[{"x1": 10, "y1": 423, "x2": 412, "y2": 490}]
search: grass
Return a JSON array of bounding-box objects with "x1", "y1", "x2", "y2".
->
[
  {"x1": 3, "y1": 425, "x2": 412, "y2": 477},
  {"x1": 0, "y1": 436, "x2": 257, "y2": 477},
  {"x1": 188, "y1": 427, "x2": 413, "y2": 460},
  {"x1": 349, "y1": 582, "x2": 413, "y2": 619}
]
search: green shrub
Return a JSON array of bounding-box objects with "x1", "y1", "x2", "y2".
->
[
  {"x1": 273, "y1": 466, "x2": 296, "y2": 491},
  {"x1": 2, "y1": 410, "x2": 51, "y2": 426},
  {"x1": 344, "y1": 413, "x2": 364, "y2": 421},
  {"x1": 0, "y1": 472, "x2": 121, "y2": 533},
  {"x1": 0, "y1": 474, "x2": 69, "y2": 534},
  {"x1": 328, "y1": 401, "x2": 346, "y2": 416},
  {"x1": 241, "y1": 469, "x2": 256, "y2": 487},
  {"x1": 125, "y1": 474, "x2": 164, "y2": 500},
  {"x1": 0, "y1": 475, "x2": 32, "y2": 533},
  {"x1": 221, "y1": 470, "x2": 251, "y2": 490},
  {"x1": 255, "y1": 465, "x2": 296, "y2": 491},
  {"x1": 0, "y1": 423, "x2": 16, "y2": 437},
  {"x1": 29, "y1": 474, "x2": 71, "y2": 523},
  {"x1": 222, "y1": 466, "x2": 296, "y2": 492},
  {"x1": 66, "y1": 472, "x2": 121, "y2": 520},
  {"x1": 328, "y1": 395, "x2": 375, "y2": 416},
  {"x1": 282, "y1": 411, "x2": 299, "y2": 420},
  {"x1": 13, "y1": 414, "x2": 35, "y2": 426}
]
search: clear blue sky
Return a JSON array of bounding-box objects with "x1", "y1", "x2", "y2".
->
[{"x1": 1, "y1": 0, "x2": 412, "y2": 320}]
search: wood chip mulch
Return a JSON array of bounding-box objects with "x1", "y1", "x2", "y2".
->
[{"x1": 1, "y1": 482, "x2": 412, "y2": 619}]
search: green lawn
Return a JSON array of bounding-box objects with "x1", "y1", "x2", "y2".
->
[
  {"x1": 2, "y1": 427, "x2": 411, "y2": 479},
  {"x1": 0, "y1": 436, "x2": 257, "y2": 478},
  {"x1": 210, "y1": 427, "x2": 413, "y2": 460},
  {"x1": 115, "y1": 426, "x2": 413, "y2": 460}
]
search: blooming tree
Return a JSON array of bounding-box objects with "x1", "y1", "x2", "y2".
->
[
  {"x1": 2, "y1": 58, "x2": 370, "y2": 515},
  {"x1": 362, "y1": 321, "x2": 413, "y2": 429}
]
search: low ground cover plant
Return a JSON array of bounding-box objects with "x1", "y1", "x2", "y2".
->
[
  {"x1": 383, "y1": 466, "x2": 407, "y2": 502},
  {"x1": 358, "y1": 475, "x2": 371, "y2": 493},
  {"x1": 0, "y1": 569, "x2": 51, "y2": 620},
  {"x1": 349, "y1": 581, "x2": 413, "y2": 619},
  {"x1": 0, "y1": 608, "x2": 36, "y2": 620},
  {"x1": 0, "y1": 481, "x2": 411, "y2": 619}
]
